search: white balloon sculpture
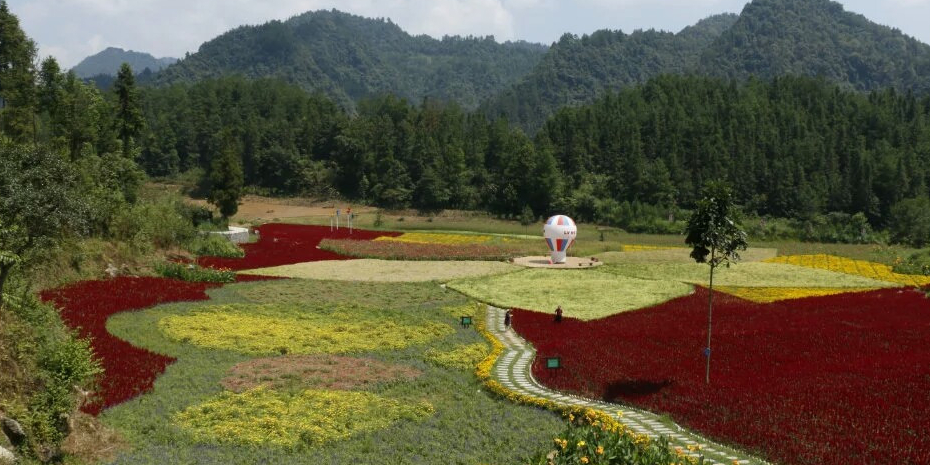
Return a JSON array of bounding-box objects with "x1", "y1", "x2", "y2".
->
[{"x1": 543, "y1": 215, "x2": 577, "y2": 264}]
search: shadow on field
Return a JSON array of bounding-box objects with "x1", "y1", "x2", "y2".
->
[{"x1": 603, "y1": 379, "x2": 672, "y2": 400}]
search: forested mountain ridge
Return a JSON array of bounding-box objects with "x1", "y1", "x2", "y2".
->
[
  {"x1": 486, "y1": 0, "x2": 930, "y2": 130},
  {"x1": 699, "y1": 0, "x2": 930, "y2": 93},
  {"x1": 72, "y1": 47, "x2": 176, "y2": 78},
  {"x1": 481, "y1": 14, "x2": 739, "y2": 130},
  {"x1": 154, "y1": 9, "x2": 547, "y2": 110}
]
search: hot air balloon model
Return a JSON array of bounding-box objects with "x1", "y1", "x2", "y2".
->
[{"x1": 543, "y1": 215, "x2": 577, "y2": 264}]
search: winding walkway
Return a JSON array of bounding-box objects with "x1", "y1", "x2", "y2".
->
[{"x1": 486, "y1": 305, "x2": 768, "y2": 465}]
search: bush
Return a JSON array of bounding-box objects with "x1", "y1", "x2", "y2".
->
[
  {"x1": 109, "y1": 196, "x2": 197, "y2": 250},
  {"x1": 185, "y1": 234, "x2": 245, "y2": 259},
  {"x1": 889, "y1": 197, "x2": 930, "y2": 247},
  {"x1": 154, "y1": 262, "x2": 235, "y2": 283},
  {"x1": 893, "y1": 250, "x2": 930, "y2": 276},
  {"x1": 529, "y1": 413, "x2": 688, "y2": 465}
]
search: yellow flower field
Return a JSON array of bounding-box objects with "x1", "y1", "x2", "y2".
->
[
  {"x1": 425, "y1": 343, "x2": 490, "y2": 370},
  {"x1": 620, "y1": 244, "x2": 682, "y2": 252},
  {"x1": 765, "y1": 254, "x2": 930, "y2": 287},
  {"x1": 715, "y1": 286, "x2": 879, "y2": 303},
  {"x1": 159, "y1": 303, "x2": 453, "y2": 355},
  {"x1": 174, "y1": 387, "x2": 434, "y2": 448},
  {"x1": 375, "y1": 232, "x2": 492, "y2": 245}
]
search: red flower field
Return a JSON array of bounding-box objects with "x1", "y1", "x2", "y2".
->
[
  {"x1": 513, "y1": 287, "x2": 930, "y2": 465},
  {"x1": 198, "y1": 223, "x2": 399, "y2": 270},
  {"x1": 40, "y1": 277, "x2": 219, "y2": 415}
]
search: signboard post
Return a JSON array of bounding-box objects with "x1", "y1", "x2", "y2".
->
[
  {"x1": 460, "y1": 316, "x2": 473, "y2": 329},
  {"x1": 546, "y1": 357, "x2": 561, "y2": 369}
]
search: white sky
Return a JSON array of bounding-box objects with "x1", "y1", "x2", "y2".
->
[{"x1": 8, "y1": 0, "x2": 930, "y2": 68}]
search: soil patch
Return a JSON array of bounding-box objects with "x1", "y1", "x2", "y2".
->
[{"x1": 221, "y1": 355, "x2": 423, "y2": 393}]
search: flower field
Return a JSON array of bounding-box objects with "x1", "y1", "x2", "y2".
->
[
  {"x1": 240, "y1": 258, "x2": 518, "y2": 282},
  {"x1": 318, "y1": 238, "x2": 514, "y2": 260},
  {"x1": 512, "y1": 287, "x2": 930, "y2": 464},
  {"x1": 714, "y1": 286, "x2": 879, "y2": 303},
  {"x1": 39, "y1": 277, "x2": 220, "y2": 415},
  {"x1": 198, "y1": 224, "x2": 400, "y2": 270},
  {"x1": 159, "y1": 303, "x2": 454, "y2": 355},
  {"x1": 174, "y1": 387, "x2": 434, "y2": 448},
  {"x1": 448, "y1": 268, "x2": 693, "y2": 320},
  {"x1": 221, "y1": 355, "x2": 423, "y2": 393},
  {"x1": 374, "y1": 232, "x2": 493, "y2": 245},
  {"x1": 766, "y1": 254, "x2": 930, "y2": 287}
]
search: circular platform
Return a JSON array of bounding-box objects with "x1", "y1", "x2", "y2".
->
[{"x1": 511, "y1": 256, "x2": 604, "y2": 269}]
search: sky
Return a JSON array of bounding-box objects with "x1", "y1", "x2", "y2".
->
[{"x1": 8, "y1": 0, "x2": 930, "y2": 69}]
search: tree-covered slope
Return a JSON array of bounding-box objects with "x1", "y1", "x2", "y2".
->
[
  {"x1": 700, "y1": 0, "x2": 930, "y2": 93},
  {"x1": 72, "y1": 47, "x2": 176, "y2": 78},
  {"x1": 155, "y1": 9, "x2": 547, "y2": 110},
  {"x1": 481, "y1": 14, "x2": 739, "y2": 130}
]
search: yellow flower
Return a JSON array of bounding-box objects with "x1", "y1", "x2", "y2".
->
[
  {"x1": 577, "y1": 440, "x2": 586, "y2": 447},
  {"x1": 580, "y1": 457, "x2": 589, "y2": 464},
  {"x1": 596, "y1": 445, "x2": 604, "y2": 455}
]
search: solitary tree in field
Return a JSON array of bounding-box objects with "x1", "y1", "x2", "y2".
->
[
  {"x1": 208, "y1": 132, "x2": 244, "y2": 219},
  {"x1": 685, "y1": 181, "x2": 747, "y2": 384}
]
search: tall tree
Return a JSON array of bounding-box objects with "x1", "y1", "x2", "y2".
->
[
  {"x1": 0, "y1": 142, "x2": 84, "y2": 306},
  {"x1": 112, "y1": 63, "x2": 144, "y2": 157},
  {"x1": 207, "y1": 131, "x2": 244, "y2": 219},
  {"x1": 0, "y1": 0, "x2": 38, "y2": 143},
  {"x1": 685, "y1": 181, "x2": 747, "y2": 384}
]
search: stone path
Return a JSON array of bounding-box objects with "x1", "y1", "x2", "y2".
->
[{"x1": 486, "y1": 305, "x2": 769, "y2": 465}]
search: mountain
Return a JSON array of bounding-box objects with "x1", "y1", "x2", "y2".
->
[
  {"x1": 698, "y1": 0, "x2": 930, "y2": 93},
  {"x1": 486, "y1": 0, "x2": 930, "y2": 130},
  {"x1": 155, "y1": 9, "x2": 547, "y2": 110},
  {"x1": 72, "y1": 47, "x2": 176, "y2": 78},
  {"x1": 481, "y1": 13, "x2": 739, "y2": 130}
]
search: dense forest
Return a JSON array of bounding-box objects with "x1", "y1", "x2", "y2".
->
[
  {"x1": 133, "y1": 73, "x2": 930, "y2": 245},
  {"x1": 154, "y1": 9, "x2": 547, "y2": 110}
]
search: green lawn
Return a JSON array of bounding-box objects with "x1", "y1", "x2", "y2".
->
[
  {"x1": 241, "y1": 259, "x2": 519, "y2": 282},
  {"x1": 447, "y1": 268, "x2": 693, "y2": 321},
  {"x1": 602, "y1": 262, "x2": 894, "y2": 289},
  {"x1": 103, "y1": 280, "x2": 562, "y2": 464}
]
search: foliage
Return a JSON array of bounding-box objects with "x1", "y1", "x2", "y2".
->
[
  {"x1": 0, "y1": 287, "x2": 100, "y2": 459},
  {"x1": 241, "y1": 258, "x2": 517, "y2": 282},
  {"x1": 0, "y1": 142, "x2": 85, "y2": 302},
  {"x1": 154, "y1": 262, "x2": 236, "y2": 283},
  {"x1": 891, "y1": 249, "x2": 930, "y2": 277},
  {"x1": 765, "y1": 254, "x2": 930, "y2": 287},
  {"x1": 159, "y1": 303, "x2": 454, "y2": 355},
  {"x1": 424, "y1": 343, "x2": 490, "y2": 371},
  {"x1": 529, "y1": 416, "x2": 688, "y2": 465},
  {"x1": 174, "y1": 387, "x2": 434, "y2": 448},
  {"x1": 513, "y1": 286, "x2": 930, "y2": 465},
  {"x1": 155, "y1": 10, "x2": 546, "y2": 110},
  {"x1": 112, "y1": 63, "x2": 144, "y2": 156},
  {"x1": 107, "y1": 194, "x2": 196, "y2": 251},
  {"x1": 448, "y1": 269, "x2": 692, "y2": 321},
  {"x1": 206, "y1": 132, "x2": 244, "y2": 218},
  {"x1": 888, "y1": 197, "x2": 930, "y2": 247},
  {"x1": 198, "y1": 223, "x2": 398, "y2": 271},
  {"x1": 319, "y1": 238, "x2": 514, "y2": 261},
  {"x1": 686, "y1": 182, "x2": 748, "y2": 269},
  {"x1": 184, "y1": 234, "x2": 244, "y2": 258}
]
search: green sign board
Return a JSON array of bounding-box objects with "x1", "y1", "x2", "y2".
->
[
  {"x1": 460, "y1": 316, "x2": 473, "y2": 328},
  {"x1": 546, "y1": 357, "x2": 561, "y2": 369}
]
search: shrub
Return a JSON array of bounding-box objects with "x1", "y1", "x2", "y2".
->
[
  {"x1": 154, "y1": 262, "x2": 235, "y2": 283},
  {"x1": 108, "y1": 196, "x2": 196, "y2": 250},
  {"x1": 892, "y1": 250, "x2": 930, "y2": 276},
  {"x1": 185, "y1": 234, "x2": 245, "y2": 259},
  {"x1": 529, "y1": 414, "x2": 687, "y2": 465}
]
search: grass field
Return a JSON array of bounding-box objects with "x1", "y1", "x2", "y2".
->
[
  {"x1": 102, "y1": 279, "x2": 563, "y2": 464},
  {"x1": 448, "y1": 268, "x2": 693, "y2": 321},
  {"x1": 241, "y1": 259, "x2": 518, "y2": 282},
  {"x1": 603, "y1": 262, "x2": 893, "y2": 288},
  {"x1": 596, "y1": 247, "x2": 777, "y2": 264}
]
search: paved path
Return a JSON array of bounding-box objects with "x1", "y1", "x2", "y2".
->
[{"x1": 486, "y1": 305, "x2": 768, "y2": 465}]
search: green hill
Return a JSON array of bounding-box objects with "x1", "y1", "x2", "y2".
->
[
  {"x1": 154, "y1": 9, "x2": 547, "y2": 110},
  {"x1": 72, "y1": 47, "x2": 176, "y2": 78}
]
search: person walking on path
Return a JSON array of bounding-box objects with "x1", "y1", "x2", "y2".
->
[
  {"x1": 504, "y1": 309, "x2": 512, "y2": 329},
  {"x1": 555, "y1": 305, "x2": 563, "y2": 323}
]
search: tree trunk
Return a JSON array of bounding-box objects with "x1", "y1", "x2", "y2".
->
[{"x1": 705, "y1": 248, "x2": 715, "y2": 385}]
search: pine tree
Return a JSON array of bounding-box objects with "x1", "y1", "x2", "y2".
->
[
  {"x1": 208, "y1": 132, "x2": 244, "y2": 219},
  {"x1": 113, "y1": 63, "x2": 144, "y2": 157},
  {"x1": 0, "y1": 1, "x2": 38, "y2": 143}
]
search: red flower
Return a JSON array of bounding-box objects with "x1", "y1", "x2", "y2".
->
[{"x1": 513, "y1": 287, "x2": 930, "y2": 465}]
